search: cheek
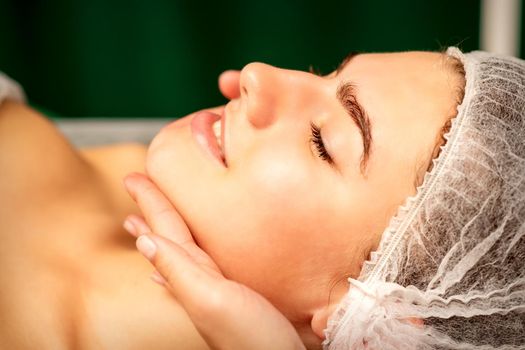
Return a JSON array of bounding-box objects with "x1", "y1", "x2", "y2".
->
[
  {"x1": 147, "y1": 131, "x2": 318, "y2": 250},
  {"x1": 146, "y1": 133, "x2": 347, "y2": 310},
  {"x1": 213, "y1": 149, "x2": 323, "y2": 280},
  {"x1": 241, "y1": 148, "x2": 313, "y2": 212}
]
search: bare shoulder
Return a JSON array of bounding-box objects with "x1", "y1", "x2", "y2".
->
[
  {"x1": 0, "y1": 100, "x2": 99, "y2": 217},
  {"x1": 0, "y1": 102, "x2": 210, "y2": 349},
  {"x1": 0, "y1": 100, "x2": 93, "y2": 184},
  {"x1": 0, "y1": 100, "x2": 147, "y2": 219}
]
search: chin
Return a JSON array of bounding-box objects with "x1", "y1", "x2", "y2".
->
[
  {"x1": 145, "y1": 114, "x2": 229, "y2": 247},
  {"x1": 147, "y1": 115, "x2": 190, "y2": 158}
]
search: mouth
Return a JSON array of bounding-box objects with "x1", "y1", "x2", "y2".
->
[{"x1": 190, "y1": 109, "x2": 227, "y2": 167}]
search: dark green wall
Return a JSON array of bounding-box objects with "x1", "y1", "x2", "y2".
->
[{"x1": 0, "y1": 0, "x2": 511, "y2": 117}]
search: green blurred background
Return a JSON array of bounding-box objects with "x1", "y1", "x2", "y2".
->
[{"x1": 0, "y1": 0, "x2": 521, "y2": 118}]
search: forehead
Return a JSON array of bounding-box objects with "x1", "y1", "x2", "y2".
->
[
  {"x1": 348, "y1": 51, "x2": 448, "y2": 73},
  {"x1": 340, "y1": 50, "x2": 459, "y2": 189},
  {"x1": 336, "y1": 51, "x2": 457, "y2": 124},
  {"x1": 342, "y1": 51, "x2": 457, "y2": 124}
]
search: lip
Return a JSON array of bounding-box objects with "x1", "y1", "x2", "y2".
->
[{"x1": 191, "y1": 110, "x2": 227, "y2": 167}]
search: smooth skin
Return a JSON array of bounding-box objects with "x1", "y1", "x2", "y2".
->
[
  {"x1": 126, "y1": 72, "x2": 306, "y2": 349},
  {"x1": 0, "y1": 102, "x2": 216, "y2": 350},
  {"x1": 123, "y1": 172, "x2": 421, "y2": 350},
  {"x1": 0, "y1": 51, "x2": 463, "y2": 350},
  {"x1": 144, "y1": 52, "x2": 464, "y2": 348},
  {"x1": 123, "y1": 172, "x2": 305, "y2": 350}
]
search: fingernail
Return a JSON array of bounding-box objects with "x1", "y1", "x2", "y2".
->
[
  {"x1": 123, "y1": 219, "x2": 136, "y2": 236},
  {"x1": 123, "y1": 173, "x2": 138, "y2": 190},
  {"x1": 136, "y1": 235, "x2": 157, "y2": 260},
  {"x1": 150, "y1": 270, "x2": 167, "y2": 285}
]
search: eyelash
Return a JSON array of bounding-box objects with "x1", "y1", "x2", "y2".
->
[{"x1": 310, "y1": 122, "x2": 334, "y2": 164}]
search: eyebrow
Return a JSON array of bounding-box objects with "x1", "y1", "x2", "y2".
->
[{"x1": 335, "y1": 53, "x2": 373, "y2": 174}]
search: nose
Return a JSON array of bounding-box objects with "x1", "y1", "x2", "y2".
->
[{"x1": 239, "y1": 62, "x2": 319, "y2": 129}]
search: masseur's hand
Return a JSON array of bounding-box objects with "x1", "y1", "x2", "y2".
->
[{"x1": 123, "y1": 173, "x2": 306, "y2": 350}]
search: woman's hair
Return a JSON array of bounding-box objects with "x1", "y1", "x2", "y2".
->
[{"x1": 324, "y1": 48, "x2": 525, "y2": 349}]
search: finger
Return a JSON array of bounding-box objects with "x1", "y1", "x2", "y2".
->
[
  {"x1": 123, "y1": 214, "x2": 151, "y2": 237},
  {"x1": 124, "y1": 173, "x2": 193, "y2": 245},
  {"x1": 218, "y1": 70, "x2": 240, "y2": 100},
  {"x1": 136, "y1": 234, "x2": 306, "y2": 350},
  {"x1": 124, "y1": 173, "x2": 221, "y2": 273},
  {"x1": 136, "y1": 234, "x2": 227, "y2": 347},
  {"x1": 136, "y1": 234, "x2": 225, "y2": 320},
  {"x1": 150, "y1": 270, "x2": 167, "y2": 286},
  {"x1": 123, "y1": 218, "x2": 138, "y2": 237}
]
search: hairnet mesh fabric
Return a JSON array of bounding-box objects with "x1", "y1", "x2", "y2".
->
[{"x1": 323, "y1": 48, "x2": 525, "y2": 350}]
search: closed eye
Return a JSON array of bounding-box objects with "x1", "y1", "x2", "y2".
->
[{"x1": 310, "y1": 122, "x2": 334, "y2": 165}]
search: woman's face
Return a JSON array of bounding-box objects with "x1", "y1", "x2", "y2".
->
[{"x1": 146, "y1": 51, "x2": 462, "y2": 345}]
